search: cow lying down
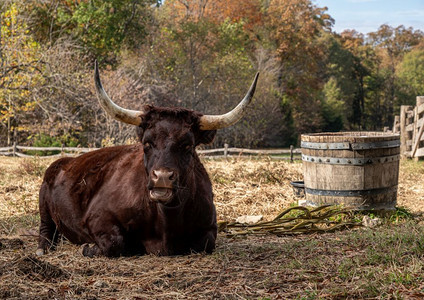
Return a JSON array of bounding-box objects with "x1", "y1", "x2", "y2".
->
[{"x1": 36, "y1": 61, "x2": 259, "y2": 257}]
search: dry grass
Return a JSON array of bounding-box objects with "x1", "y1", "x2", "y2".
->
[
  {"x1": 205, "y1": 158, "x2": 302, "y2": 222},
  {"x1": 1, "y1": 156, "x2": 424, "y2": 299},
  {"x1": 397, "y1": 159, "x2": 424, "y2": 213}
]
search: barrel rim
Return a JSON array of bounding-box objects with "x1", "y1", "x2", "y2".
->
[{"x1": 301, "y1": 131, "x2": 400, "y2": 139}]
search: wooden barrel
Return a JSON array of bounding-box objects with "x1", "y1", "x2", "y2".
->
[{"x1": 300, "y1": 132, "x2": 400, "y2": 210}]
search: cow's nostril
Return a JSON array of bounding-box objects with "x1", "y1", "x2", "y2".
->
[{"x1": 151, "y1": 169, "x2": 176, "y2": 186}]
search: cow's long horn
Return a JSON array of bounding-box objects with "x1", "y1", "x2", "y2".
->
[
  {"x1": 94, "y1": 60, "x2": 144, "y2": 126},
  {"x1": 199, "y1": 72, "x2": 259, "y2": 130}
]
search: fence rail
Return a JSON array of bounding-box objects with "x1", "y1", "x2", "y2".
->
[
  {"x1": 391, "y1": 96, "x2": 424, "y2": 160},
  {"x1": 0, "y1": 143, "x2": 301, "y2": 161}
]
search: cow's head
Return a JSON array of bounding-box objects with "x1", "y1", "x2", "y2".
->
[{"x1": 94, "y1": 61, "x2": 258, "y2": 205}]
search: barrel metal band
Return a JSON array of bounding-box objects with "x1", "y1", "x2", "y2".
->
[
  {"x1": 305, "y1": 186, "x2": 398, "y2": 197},
  {"x1": 301, "y1": 140, "x2": 400, "y2": 150},
  {"x1": 302, "y1": 154, "x2": 400, "y2": 165}
]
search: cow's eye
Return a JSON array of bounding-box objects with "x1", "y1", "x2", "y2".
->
[
  {"x1": 144, "y1": 142, "x2": 153, "y2": 151},
  {"x1": 181, "y1": 143, "x2": 192, "y2": 152}
]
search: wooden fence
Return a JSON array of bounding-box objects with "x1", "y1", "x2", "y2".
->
[
  {"x1": 391, "y1": 96, "x2": 424, "y2": 160},
  {"x1": 0, "y1": 143, "x2": 301, "y2": 161}
]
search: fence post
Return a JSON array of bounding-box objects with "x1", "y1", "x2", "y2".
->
[
  {"x1": 412, "y1": 121, "x2": 424, "y2": 160},
  {"x1": 400, "y1": 105, "x2": 413, "y2": 158},
  {"x1": 393, "y1": 116, "x2": 400, "y2": 133},
  {"x1": 413, "y1": 96, "x2": 424, "y2": 161},
  {"x1": 224, "y1": 143, "x2": 229, "y2": 158},
  {"x1": 12, "y1": 128, "x2": 17, "y2": 157},
  {"x1": 290, "y1": 145, "x2": 294, "y2": 162}
]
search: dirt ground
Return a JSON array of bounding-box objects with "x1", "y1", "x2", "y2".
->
[{"x1": 0, "y1": 156, "x2": 424, "y2": 299}]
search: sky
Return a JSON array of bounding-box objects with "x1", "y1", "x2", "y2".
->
[{"x1": 313, "y1": 0, "x2": 424, "y2": 34}]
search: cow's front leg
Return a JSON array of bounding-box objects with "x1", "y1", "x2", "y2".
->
[
  {"x1": 189, "y1": 229, "x2": 217, "y2": 254},
  {"x1": 143, "y1": 237, "x2": 168, "y2": 256},
  {"x1": 81, "y1": 243, "x2": 102, "y2": 257},
  {"x1": 84, "y1": 224, "x2": 126, "y2": 257}
]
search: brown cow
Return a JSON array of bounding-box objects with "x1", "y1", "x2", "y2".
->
[{"x1": 36, "y1": 61, "x2": 259, "y2": 257}]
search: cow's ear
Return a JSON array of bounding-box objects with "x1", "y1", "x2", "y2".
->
[
  {"x1": 136, "y1": 105, "x2": 153, "y2": 142},
  {"x1": 195, "y1": 130, "x2": 216, "y2": 146},
  {"x1": 136, "y1": 126, "x2": 145, "y2": 142}
]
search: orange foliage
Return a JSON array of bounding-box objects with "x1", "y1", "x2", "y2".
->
[
  {"x1": 164, "y1": 0, "x2": 263, "y2": 29},
  {"x1": 341, "y1": 30, "x2": 364, "y2": 46},
  {"x1": 267, "y1": 0, "x2": 332, "y2": 59},
  {"x1": 206, "y1": 0, "x2": 263, "y2": 29}
]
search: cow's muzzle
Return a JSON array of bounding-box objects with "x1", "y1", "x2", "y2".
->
[{"x1": 149, "y1": 169, "x2": 176, "y2": 202}]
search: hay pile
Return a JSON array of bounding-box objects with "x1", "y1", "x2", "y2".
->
[
  {"x1": 205, "y1": 158, "x2": 302, "y2": 221},
  {"x1": 1, "y1": 156, "x2": 423, "y2": 233},
  {"x1": 397, "y1": 160, "x2": 424, "y2": 213}
]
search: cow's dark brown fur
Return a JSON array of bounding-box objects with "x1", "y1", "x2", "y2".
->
[{"x1": 38, "y1": 106, "x2": 217, "y2": 257}]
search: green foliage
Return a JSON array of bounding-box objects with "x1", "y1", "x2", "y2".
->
[
  {"x1": 396, "y1": 47, "x2": 424, "y2": 104},
  {"x1": 27, "y1": 133, "x2": 79, "y2": 156},
  {"x1": 214, "y1": 19, "x2": 251, "y2": 72},
  {"x1": 30, "y1": 0, "x2": 155, "y2": 62},
  {"x1": 389, "y1": 207, "x2": 414, "y2": 223},
  {"x1": 32, "y1": 133, "x2": 61, "y2": 148},
  {"x1": 321, "y1": 77, "x2": 344, "y2": 131}
]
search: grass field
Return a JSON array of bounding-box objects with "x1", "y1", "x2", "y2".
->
[{"x1": 1, "y1": 156, "x2": 424, "y2": 299}]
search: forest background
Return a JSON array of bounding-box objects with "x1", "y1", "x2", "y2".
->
[{"x1": 1, "y1": 0, "x2": 424, "y2": 149}]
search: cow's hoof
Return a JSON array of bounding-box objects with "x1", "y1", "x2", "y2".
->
[
  {"x1": 35, "y1": 248, "x2": 45, "y2": 256},
  {"x1": 81, "y1": 243, "x2": 95, "y2": 257}
]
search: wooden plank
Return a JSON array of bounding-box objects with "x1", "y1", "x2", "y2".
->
[
  {"x1": 197, "y1": 148, "x2": 301, "y2": 155},
  {"x1": 411, "y1": 106, "x2": 418, "y2": 155},
  {"x1": 1, "y1": 145, "x2": 302, "y2": 158},
  {"x1": 393, "y1": 115, "x2": 400, "y2": 133},
  {"x1": 415, "y1": 147, "x2": 424, "y2": 158},
  {"x1": 406, "y1": 123, "x2": 414, "y2": 132},
  {"x1": 418, "y1": 103, "x2": 424, "y2": 114},
  {"x1": 412, "y1": 118, "x2": 424, "y2": 158},
  {"x1": 12, "y1": 145, "x2": 300, "y2": 156},
  {"x1": 0, "y1": 147, "x2": 13, "y2": 152},
  {"x1": 417, "y1": 117, "x2": 424, "y2": 128},
  {"x1": 14, "y1": 152, "x2": 76, "y2": 158},
  {"x1": 270, "y1": 156, "x2": 302, "y2": 161},
  {"x1": 196, "y1": 148, "x2": 225, "y2": 154},
  {"x1": 16, "y1": 146, "x2": 96, "y2": 152},
  {"x1": 0, "y1": 152, "x2": 14, "y2": 156},
  {"x1": 229, "y1": 148, "x2": 300, "y2": 155},
  {"x1": 199, "y1": 155, "x2": 301, "y2": 161}
]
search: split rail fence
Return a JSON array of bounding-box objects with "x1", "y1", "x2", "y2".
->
[
  {"x1": 391, "y1": 96, "x2": 424, "y2": 160},
  {"x1": 0, "y1": 143, "x2": 301, "y2": 161}
]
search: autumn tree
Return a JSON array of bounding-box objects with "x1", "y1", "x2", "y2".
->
[
  {"x1": 325, "y1": 30, "x2": 372, "y2": 129},
  {"x1": 367, "y1": 25, "x2": 424, "y2": 126},
  {"x1": 3, "y1": 0, "x2": 424, "y2": 148},
  {"x1": 265, "y1": 0, "x2": 334, "y2": 136},
  {"x1": 0, "y1": 1, "x2": 44, "y2": 145},
  {"x1": 396, "y1": 43, "x2": 424, "y2": 106},
  {"x1": 27, "y1": 0, "x2": 156, "y2": 62}
]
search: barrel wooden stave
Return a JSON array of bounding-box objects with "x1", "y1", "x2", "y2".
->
[{"x1": 301, "y1": 132, "x2": 400, "y2": 210}]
